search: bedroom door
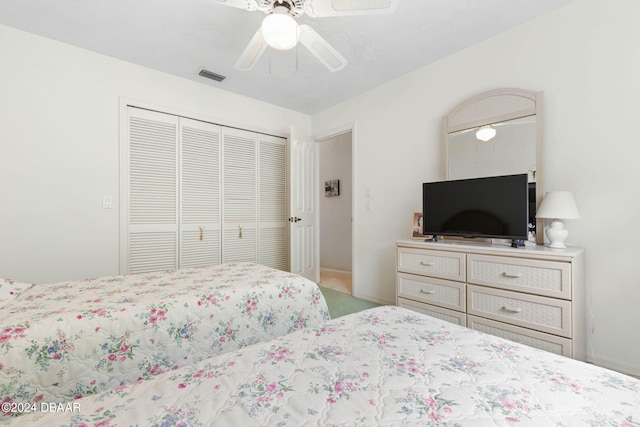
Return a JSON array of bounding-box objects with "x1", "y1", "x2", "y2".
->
[{"x1": 289, "y1": 125, "x2": 319, "y2": 283}]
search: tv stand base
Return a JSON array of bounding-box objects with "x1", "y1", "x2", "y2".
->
[{"x1": 511, "y1": 239, "x2": 525, "y2": 248}]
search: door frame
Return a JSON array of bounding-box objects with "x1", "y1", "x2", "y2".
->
[{"x1": 314, "y1": 123, "x2": 356, "y2": 296}]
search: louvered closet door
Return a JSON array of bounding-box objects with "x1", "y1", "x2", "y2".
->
[
  {"x1": 126, "y1": 108, "x2": 179, "y2": 274},
  {"x1": 179, "y1": 118, "x2": 222, "y2": 268},
  {"x1": 258, "y1": 134, "x2": 287, "y2": 270},
  {"x1": 222, "y1": 128, "x2": 257, "y2": 262}
]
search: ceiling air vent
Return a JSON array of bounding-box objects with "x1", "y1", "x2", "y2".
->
[{"x1": 198, "y1": 68, "x2": 226, "y2": 82}]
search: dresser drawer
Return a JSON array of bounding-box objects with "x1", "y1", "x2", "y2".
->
[
  {"x1": 398, "y1": 298, "x2": 467, "y2": 326},
  {"x1": 467, "y1": 284, "x2": 572, "y2": 338},
  {"x1": 397, "y1": 247, "x2": 466, "y2": 282},
  {"x1": 397, "y1": 272, "x2": 466, "y2": 312},
  {"x1": 467, "y1": 254, "x2": 572, "y2": 299},
  {"x1": 467, "y1": 315, "x2": 572, "y2": 357}
]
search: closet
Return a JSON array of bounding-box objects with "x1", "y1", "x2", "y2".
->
[{"x1": 121, "y1": 107, "x2": 287, "y2": 274}]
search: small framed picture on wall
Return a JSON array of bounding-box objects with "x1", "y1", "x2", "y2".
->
[
  {"x1": 411, "y1": 211, "x2": 431, "y2": 240},
  {"x1": 325, "y1": 179, "x2": 340, "y2": 197}
]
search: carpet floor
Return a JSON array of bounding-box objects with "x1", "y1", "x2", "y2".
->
[
  {"x1": 319, "y1": 267, "x2": 351, "y2": 294},
  {"x1": 318, "y1": 286, "x2": 381, "y2": 319}
]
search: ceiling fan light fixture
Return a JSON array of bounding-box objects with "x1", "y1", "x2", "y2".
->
[
  {"x1": 261, "y1": 8, "x2": 299, "y2": 50},
  {"x1": 476, "y1": 125, "x2": 496, "y2": 141}
]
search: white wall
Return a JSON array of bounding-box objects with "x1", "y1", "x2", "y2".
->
[
  {"x1": 319, "y1": 132, "x2": 352, "y2": 271},
  {"x1": 0, "y1": 24, "x2": 310, "y2": 284},
  {"x1": 312, "y1": 0, "x2": 640, "y2": 376}
]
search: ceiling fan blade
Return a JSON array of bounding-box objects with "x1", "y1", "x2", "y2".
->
[
  {"x1": 298, "y1": 25, "x2": 347, "y2": 72},
  {"x1": 211, "y1": 0, "x2": 259, "y2": 11},
  {"x1": 304, "y1": 0, "x2": 398, "y2": 17},
  {"x1": 234, "y1": 28, "x2": 268, "y2": 70}
]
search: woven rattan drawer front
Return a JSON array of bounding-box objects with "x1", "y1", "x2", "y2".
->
[
  {"x1": 467, "y1": 254, "x2": 571, "y2": 299},
  {"x1": 397, "y1": 272, "x2": 465, "y2": 312},
  {"x1": 398, "y1": 298, "x2": 466, "y2": 326},
  {"x1": 467, "y1": 284, "x2": 572, "y2": 338},
  {"x1": 467, "y1": 315, "x2": 571, "y2": 357},
  {"x1": 397, "y1": 248, "x2": 466, "y2": 282}
]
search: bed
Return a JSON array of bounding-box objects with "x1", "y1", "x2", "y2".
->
[
  {"x1": 0, "y1": 262, "x2": 329, "y2": 409},
  {"x1": 5, "y1": 305, "x2": 639, "y2": 425}
]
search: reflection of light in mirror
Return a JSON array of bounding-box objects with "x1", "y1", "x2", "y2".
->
[
  {"x1": 447, "y1": 116, "x2": 536, "y2": 181},
  {"x1": 476, "y1": 125, "x2": 496, "y2": 141}
]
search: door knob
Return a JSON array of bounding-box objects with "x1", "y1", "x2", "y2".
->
[{"x1": 288, "y1": 217, "x2": 302, "y2": 223}]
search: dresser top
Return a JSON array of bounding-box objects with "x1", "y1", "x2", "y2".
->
[{"x1": 396, "y1": 239, "x2": 584, "y2": 262}]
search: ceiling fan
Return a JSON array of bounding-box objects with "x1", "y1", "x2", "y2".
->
[{"x1": 213, "y1": 0, "x2": 399, "y2": 72}]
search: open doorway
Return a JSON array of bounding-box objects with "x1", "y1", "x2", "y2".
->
[{"x1": 318, "y1": 131, "x2": 353, "y2": 295}]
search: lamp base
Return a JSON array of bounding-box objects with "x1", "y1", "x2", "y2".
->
[{"x1": 545, "y1": 219, "x2": 569, "y2": 249}]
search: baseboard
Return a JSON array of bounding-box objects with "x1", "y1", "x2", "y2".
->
[
  {"x1": 320, "y1": 266, "x2": 352, "y2": 274},
  {"x1": 587, "y1": 353, "x2": 640, "y2": 379}
]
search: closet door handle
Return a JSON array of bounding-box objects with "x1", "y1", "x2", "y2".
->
[
  {"x1": 502, "y1": 272, "x2": 523, "y2": 278},
  {"x1": 502, "y1": 306, "x2": 522, "y2": 313}
]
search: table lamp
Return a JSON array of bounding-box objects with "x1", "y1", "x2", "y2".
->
[{"x1": 536, "y1": 191, "x2": 580, "y2": 249}]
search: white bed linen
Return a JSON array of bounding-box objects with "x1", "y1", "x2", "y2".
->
[
  {"x1": 5, "y1": 306, "x2": 639, "y2": 426},
  {"x1": 0, "y1": 262, "x2": 329, "y2": 410}
]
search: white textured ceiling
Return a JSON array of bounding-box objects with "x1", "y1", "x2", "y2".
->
[{"x1": 0, "y1": 0, "x2": 573, "y2": 114}]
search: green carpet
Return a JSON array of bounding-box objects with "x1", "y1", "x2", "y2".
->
[{"x1": 318, "y1": 286, "x2": 381, "y2": 319}]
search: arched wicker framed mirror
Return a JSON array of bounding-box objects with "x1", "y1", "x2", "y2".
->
[{"x1": 442, "y1": 88, "x2": 544, "y2": 245}]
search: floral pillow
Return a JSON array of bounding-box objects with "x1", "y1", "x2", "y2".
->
[{"x1": 0, "y1": 278, "x2": 34, "y2": 310}]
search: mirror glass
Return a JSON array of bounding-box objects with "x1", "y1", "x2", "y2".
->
[{"x1": 447, "y1": 115, "x2": 537, "y2": 182}]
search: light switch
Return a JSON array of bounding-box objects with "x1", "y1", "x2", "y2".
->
[
  {"x1": 102, "y1": 196, "x2": 113, "y2": 209},
  {"x1": 366, "y1": 187, "x2": 373, "y2": 198},
  {"x1": 366, "y1": 199, "x2": 373, "y2": 212}
]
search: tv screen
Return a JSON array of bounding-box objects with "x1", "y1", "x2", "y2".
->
[{"x1": 422, "y1": 174, "x2": 529, "y2": 240}]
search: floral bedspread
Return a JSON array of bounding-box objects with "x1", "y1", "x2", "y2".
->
[
  {"x1": 0, "y1": 262, "x2": 329, "y2": 412},
  {"x1": 6, "y1": 305, "x2": 640, "y2": 426}
]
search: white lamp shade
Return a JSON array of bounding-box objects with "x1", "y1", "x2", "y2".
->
[
  {"x1": 536, "y1": 191, "x2": 581, "y2": 219},
  {"x1": 261, "y1": 13, "x2": 299, "y2": 50},
  {"x1": 476, "y1": 125, "x2": 496, "y2": 142}
]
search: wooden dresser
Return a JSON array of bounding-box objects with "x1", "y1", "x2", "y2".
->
[{"x1": 396, "y1": 239, "x2": 585, "y2": 360}]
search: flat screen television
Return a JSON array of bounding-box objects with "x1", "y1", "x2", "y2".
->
[{"x1": 422, "y1": 174, "x2": 529, "y2": 242}]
